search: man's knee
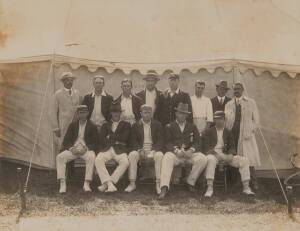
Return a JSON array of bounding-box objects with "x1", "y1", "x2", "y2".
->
[
  {"x1": 128, "y1": 151, "x2": 139, "y2": 161},
  {"x1": 238, "y1": 156, "x2": 250, "y2": 167},
  {"x1": 86, "y1": 151, "x2": 96, "y2": 162},
  {"x1": 56, "y1": 151, "x2": 68, "y2": 163},
  {"x1": 194, "y1": 153, "x2": 208, "y2": 165},
  {"x1": 206, "y1": 154, "x2": 217, "y2": 165},
  {"x1": 95, "y1": 153, "x2": 106, "y2": 165},
  {"x1": 154, "y1": 151, "x2": 163, "y2": 161},
  {"x1": 164, "y1": 152, "x2": 175, "y2": 161}
]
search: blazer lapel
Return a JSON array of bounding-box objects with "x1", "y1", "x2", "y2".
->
[{"x1": 138, "y1": 121, "x2": 144, "y2": 142}]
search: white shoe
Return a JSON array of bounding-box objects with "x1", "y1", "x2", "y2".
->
[
  {"x1": 98, "y1": 184, "x2": 108, "y2": 192},
  {"x1": 124, "y1": 184, "x2": 136, "y2": 193},
  {"x1": 59, "y1": 180, "x2": 67, "y2": 194},
  {"x1": 204, "y1": 188, "x2": 213, "y2": 197},
  {"x1": 83, "y1": 182, "x2": 92, "y2": 192},
  {"x1": 243, "y1": 188, "x2": 255, "y2": 195},
  {"x1": 106, "y1": 182, "x2": 117, "y2": 193},
  {"x1": 156, "y1": 182, "x2": 161, "y2": 194}
]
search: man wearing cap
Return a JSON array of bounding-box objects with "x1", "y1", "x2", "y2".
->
[
  {"x1": 190, "y1": 81, "x2": 213, "y2": 134},
  {"x1": 136, "y1": 70, "x2": 163, "y2": 121},
  {"x1": 225, "y1": 82, "x2": 260, "y2": 190},
  {"x1": 203, "y1": 111, "x2": 254, "y2": 197},
  {"x1": 159, "y1": 103, "x2": 207, "y2": 199},
  {"x1": 95, "y1": 102, "x2": 130, "y2": 193},
  {"x1": 211, "y1": 80, "x2": 231, "y2": 113},
  {"x1": 115, "y1": 79, "x2": 142, "y2": 125},
  {"x1": 82, "y1": 75, "x2": 113, "y2": 132},
  {"x1": 56, "y1": 105, "x2": 98, "y2": 193},
  {"x1": 50, "y1": 72, "x2": 81, "y2": 144},
  {"x1": 125, "y1": 104, "x2": 164, "y2": 194},
  {"x1": 159, "y1": 72, "x2": 193, "y2": 126}
]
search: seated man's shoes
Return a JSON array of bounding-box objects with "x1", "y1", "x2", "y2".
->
[
  {"x1": 59, "y1": 180, "x2": 67, "y2": 194},
  {"x1": 98, "y1": 184, "x2": 108, "y2": 192},
  {"x1": 106, "y1": 181, "x2": 117, "y2": 193},
  {"x1": 204, "y1": 187, "x2": 213, "y2": 198},
  {"x1": 156, "y1": 182, "x2": 161, "y2": 194},
  {"x1": 243, "y1": 188, "x2": 255, "y2": 196},
  {"x1": 186, "y1": 183, "x2": 197, "y2": 193},
  {"x1": 83, "y1": 181, "x2": 92, "y2": 192},
  {"x1": 158, "y1": 186, "x2": 168, "y2": 200},
  {"x1": 124, "y1": 183, "x2": 136, "y2": 193}
]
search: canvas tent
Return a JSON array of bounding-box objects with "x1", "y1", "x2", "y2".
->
[{"x1": 0, "y1": 0, "x2": 299, "y2": 173}]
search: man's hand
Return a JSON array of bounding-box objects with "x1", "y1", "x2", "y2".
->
[
  {"x1": 183, "y1": 149, "x2": 194, "y2": 159},
  {"x1": 139, "y1": 149, "x2": 146, "y2": 159},
  {"x1": 176, "y1": 149, "x2": 185, "y2": 158},
  {"x1": 69, "y1": 146, "x2": 76, "y2": 155},
  {"x1": 54, "y1": 129, "x2": 61, "y2": 137},
  {"x1": 225, "y1": 154, "x2": 234, "y2": 162}
]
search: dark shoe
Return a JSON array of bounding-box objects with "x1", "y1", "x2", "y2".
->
[
  {"x1": 158, "y1": 186, "x2": 168, "y2": 200},
  {"x1": 186, "y1": 183, "x2": 197, "y2": 193}
]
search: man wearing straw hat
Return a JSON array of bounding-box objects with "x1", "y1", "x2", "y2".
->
[
  {"x1": 125, "y1": 104, "x2": 164, "y2": 194},
  {"x1": 136, "y1": 70, "x2": 163, "y2": 121},
  {"x1": 159, "y1": 103, "x2": 207, "y2": 199},
  {"x1": 203, "y1": 111, "x2": 254, "y2": 197},
  {"x1": 82, "y1": 75, "x2": 113, "y2": 132},
  {"x1": 50, "y1": 72, "x2": 81, "y2": 144},
  {"x1": 56, "y1": 105, "x2": 98, "y2": 193},
  {"x1": 225, "y1": 82, "x2": 261, "y2": 190}
]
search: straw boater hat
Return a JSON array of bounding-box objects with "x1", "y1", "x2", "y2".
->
[
  {"x1": 93, "y1": 75, "x2": 105, "y2": 81},
  {"x1": 60, "y1": 72, "x2": 76, "y2": 81},
  {"x1": 143, "y1": 70, "x2": 160, "y2": 81},
  {"x1": 216, "y1": 80, "x2": 230, "y2": 90},
  {"x1": 77, "y1": 105, "x2": 89, "y2": 112},
  {"x1": 213, "y1": 111, "x2": 225, "y2": 119},
  {"x1": 168, "y1": 72, "x2": 180, "y2": 80},
  {"x1": 175, "y1": 102, "x2": 191, "y2": 114},
  {"x1": 140, "y1": 104, "x2": 152, "y2": 111}
]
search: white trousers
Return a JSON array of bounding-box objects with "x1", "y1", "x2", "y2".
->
[
  {"x1": 160, "y1": 152, "x2": 208, "y2": 188},
  {"x1": 95, "y1": 147, "x2": 129, "y2": 184},
  {"x1": 205, "y1": 154, "x2": 250, "y2": 182},
  {"x1": 56, "y1": 150, "x2": 96, "y2": 181},
  {"x1": 128, "y1": 151, "x2": 163, "y2": 182}
]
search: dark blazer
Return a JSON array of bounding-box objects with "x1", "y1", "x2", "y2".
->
[
  {"x1": 165, "y1": 121, "x2": 200, "y2": 153},
  {"x1": 159, "y1": 90, "x2": 193, "y2": 126},
  {"x1": 202, "y1": 127, "x2": 236, "y2": 155},
  {"x1": 99, "y1": 120, "x2": 131, "y2": 154},
  {"x1": 61, "y1": 120, "x2": 99, "y2": 153},
  {"x1": 115, "y1": 94, "x2": 143, "y2": 121},
  {"x1": 130, "y1": 119, "x2": 164, "y2": 152},
  {"x1": 82, "y1": 92, "x2": 113, "y2": 122},
  {"x1": 211, "y1": 96, "x2": 231, "y2": 113},
  {"x1": 136, "y1": 88, "x2": 163, "y2": 121}
]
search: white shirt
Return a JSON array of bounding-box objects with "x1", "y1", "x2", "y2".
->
[
  {"x1": 145, "y1": 89, "x2": 157, "y2": 113},
  {"x1": 121, "y1": 95, "x2": 135, "y2": 120},
  {"x1": 112, "y1": 121, "x2": 120, "y2": 133},
  {"x1": 176, "y1": 120, "x2": 186, "y2": 133},
  {"x1": 75, "y1": 121, "x2": 87, "y2": 146},
  {"x1": 217, "y1": 96, "x2": 225, "y2": 104},
  {"x1": 214, "y1": 128, "x2": 224, "y2": 153},
  {"x1": 90, "y1": 91, "x2": 106, "y2": 126},
  {"x1": 166, "y1": 88, "x2": 180, "y2": 97},
  {"x1": 64, "y1": 87, "x2": 73, "y2": 96},
  {"x1": 191, "y1": 95, "x2": 213, "y2": 122}
]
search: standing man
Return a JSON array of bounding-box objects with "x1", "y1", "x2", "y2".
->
[
  {"x1": 56, "y1": 105, "x2": 98, "y2": 193},
  {"x1": 82, "y1": 75, "x2": 113, "y2": 132},
  {"x1": 203, "y1": 111, "x2": 254, "y2": 197},
  {"x1": 95, "y1": 102, "x2": 130, "y2": 193},
  {"x1": 125, "y1": 105, "x2": 164, "y2": 194},
  {"x1": 159, "y1": 103, "x2": 207, "y2": 199},
  {"x1": 225, "y1": 82, "x2": 261, "y2": 190},
  {"x1": 136, "y1": 70, "x2": 162, "y2": 121},
  {"x1": 159, "y1": 72, "x2": 193, "y2": 126},
  {"x1": 116, "y1": 79, "x2": 142, "y2": 125},
  {"x1": 211, "y1": 80, "x2": 231, "y2": 113},
  {"x1": 50, "y1": 72, "x2": 81, "y2": 144},
  {"x1": 190, "y1": 80, "x2": 213, "y2": 134}
]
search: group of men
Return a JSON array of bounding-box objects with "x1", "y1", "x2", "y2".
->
[{"x1": 50, "y1": 70, "x2": 260, "y2": 199}]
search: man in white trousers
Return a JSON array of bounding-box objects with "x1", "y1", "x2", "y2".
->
[
  {"x1": 159, "y1": 103, "x2": 208, "y2": 199},
  {"x1": 95, "y1": 102, "x2": 131, "y2": 193},
  {"x1": 203, "y1": 111, "x2": 255, "y2": 197},
  {"x1": 125, "y1": 104, "x2": 164, "y2": 194},
  {"x1": 56, "y1": 105, "x2": 98, "y2": 193}
]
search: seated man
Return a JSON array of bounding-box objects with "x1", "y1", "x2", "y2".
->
[
  {"x1": 159, "y1": 103, "x2": 208, "y2": 199},
  {"x1": 125, "y1": 104, "x2": 164, "y2": 194},
  {"x1": 203, "y1": 111, "x2": 255, "y2": 197},
  {"x1": 56, "y1": 105, "x2": 98, "y2": 193},
  {"x1": 95, "y1": 102, "x2": 130, "y2": 193}
]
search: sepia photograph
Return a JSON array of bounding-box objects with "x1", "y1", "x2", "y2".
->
[{"x1": 0, "y1": 0, "x2": 299, "y2": 230}]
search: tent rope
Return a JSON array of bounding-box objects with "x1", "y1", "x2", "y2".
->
[
  {"x1": 24, "y1": 59, "x2": 54, "y2": 192},
  {"x1": 237, "y1": 71, "x2": 288, "y2": 205}
]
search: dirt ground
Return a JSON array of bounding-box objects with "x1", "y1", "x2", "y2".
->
[{"x1": 0, "y1": 161, "x2": 300, "y2": 230}]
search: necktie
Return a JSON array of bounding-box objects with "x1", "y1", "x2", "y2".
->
[
  {"x1": 68, "y1": 89, "x2": 71, "y2": 95},
  {"x1": 220, "y1": 98, "x2": 223, "y2": 105}
]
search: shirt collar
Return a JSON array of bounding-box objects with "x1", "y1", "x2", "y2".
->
[
  {"x1": 235, "y1": 95, "x2": 248, "y2": 101},
  {"x1": 145, "y1": 88, "x2": 156, "y2": 93},
  {"x1": 79, "y1": 120, "x2": 87, "y2": 127},
  {"x1": 64, "y1": 87, "x2": 73, "y2": 93},
  {"x1": 217, "y1": 96, "x2": 225, "y2": 100},
  {"x1": 166, "y1": 88, "x2": 180, "y2": 94},
  {"x1": 141, "y1": 119, "x2": 151, "y2": 126},
  {"x1": 176, "y1": 120, "x2": 186, "y2": 127},
  {"x1": 92, "y1": 90, "x2": 107, "y2": 97},
  {"x1": 122, "y1": 94, "x2": 132, "y2": 99}
]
